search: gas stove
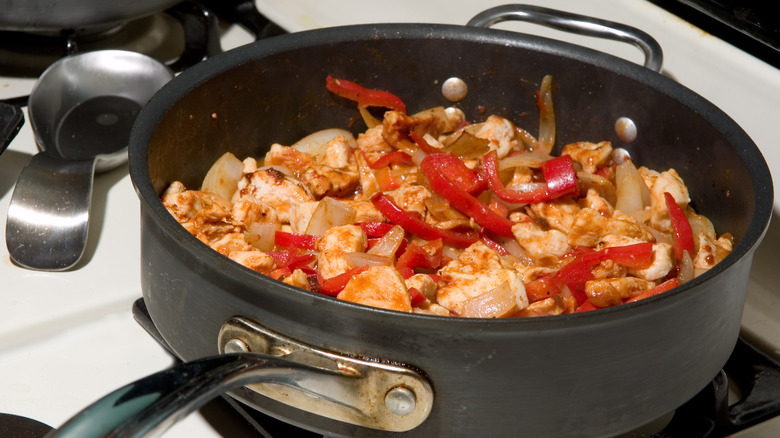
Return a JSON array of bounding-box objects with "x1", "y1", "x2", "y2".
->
[{"x1": 1, "y1": 1, "x2": 779, "y2": 437}]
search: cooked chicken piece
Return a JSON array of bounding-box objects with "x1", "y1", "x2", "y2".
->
[
  {"x1": 638, "y1": 167, "x2": 690, "y2": 232},
  {"x1": 162, "y1": 188, "x2": 240, "y2": 243},
  {"x1": 694, "y1": 233, "x2": 733, "y2": 271},
  {"x1": 412, "y1": 302, "x2": 452, "y2": 316},
  {"x1": 264, "y1": 143, "x2": 315, "y2": 172},
  {"x1": 319, "y1": 134, "x2": 354, "y2": 169},
  {"x1": 511, "y1": 221, "x2": 571, "y2": 261},
  {"x1": 629, "y1": 243, "x2": 674, "y2": 281},
  {"x1": 242, "y1": 157, "x2": 258, "y2": 174},
  {"x1": 514, "y1": 295, "x2": 576, "y2": 317},
  {"x1": 235, "y1": 167, "x2": 314, "y2": 223},
  {"x1": 382, "y1": 109, "x2": 453, "y2": 151},
  {"x1": 528, "y1": 198, "x2": 581, "y2": 233},
  {"x1": 562, "y1": 141, "x2": 612, "y2": 174},
  {"x1": 474, "y1": 115, "x2": 519, "y2": 158},
  {"x1": 341, "y1": 200, "x2": 385, "y2": 223},
  {"x1": 585, "y1": 277, "x2": 656, "y2": 307},
  {"x1": 568, "y1": 208, "x2": 652, "y2": 247},
  {"x1": 405, "y1": 273, "x2": 437, "y2": 301},
  {"x1": 316, "y1": 225, "x2": 367, "y2": 279},
  {"x1": 210, "y1": 232, "x2": 254, "y2": 257},
  {"x1": 518, "y1": 265, "x2": 558, "y2": 283},
  {"x1": 357, "y1": 125, "x2": 395, "y2": 163},
  {"x1": 577, "y1": 174, "x2": 617, "y2": 207},
  {"x1": 437, "y1": 242, "x2": 528, "y2": 315},
  {"x1": 282, "y1": 268, "x2": 311, "y2": 290},
  {"x1": 231, "y1": 196, "x2": 279, "y2": 228},
  {"x1": 228, "y1": 250, "x2": 276, "y2": 275},
  {"x1": 385, "y1": 185, "x2": 432, "y2": 217},
  {"x1": 591, "y1": 259, "x2": 628, "y2": 280},
  {"x1": 337, "y1": 265, "x2": 412, "y2": 312},
  {"x1": 579, "y1": 188, "x2": 615, "y2": 217},
  {"x1": 298, "y1": 164, "x2": 360, "y2": 198},
  {"x1": 354, "y1": 148, "x2": 380, "y2": 200}
]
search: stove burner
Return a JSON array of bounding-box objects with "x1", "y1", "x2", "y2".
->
[
  {"x1": 0, "y1": 1, "x2": 221, "y2": 77},
  {"x1": 130, "y1": 299, "x2": 780, "y2": 437}
]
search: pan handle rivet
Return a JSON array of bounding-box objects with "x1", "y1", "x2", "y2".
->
[
  {"x1": 442, "y1": 77, "x2": 468, "y2": 102},
  {"x1": 385, "y1": 387, "x2": 416, "y2": 416},
  {"x1": 224, "y1": 338, "x2": 250, "y2": 353}
]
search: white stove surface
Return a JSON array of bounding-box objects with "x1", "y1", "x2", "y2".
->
[{"x1": 1, "y1": 1, "x2": 779, "y2": 436}]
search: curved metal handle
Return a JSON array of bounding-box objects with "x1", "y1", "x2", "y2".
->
[
  {"x1": 5, "y1": 153, "x2": 97, "y2": 271},
  {"x1": 44, "y1": 353, "x2": 351, "y2": 438},
  {"x1": 467, "y1": 4, "x2": 663, "y2": 72},
  {"x1": 45, "y1": 317, "x2": 433, "y2": 437}
]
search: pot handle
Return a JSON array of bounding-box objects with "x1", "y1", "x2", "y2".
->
[
  {"x1": 44, "y1": 317, "x2": 433, "y2": 437},
  {"x1": 467, "y1": 4, "x2": 663, "y2": 72}
]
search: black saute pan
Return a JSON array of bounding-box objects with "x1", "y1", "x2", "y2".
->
[{"x1": 45, "y1": 5, "x2": 773, "y2": 438}]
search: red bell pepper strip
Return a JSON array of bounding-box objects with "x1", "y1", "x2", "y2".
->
[
  {"x1": 625, "y1": 278, "x2": 680, "y2": 303},
  {"x1": 325, "y1": 75, "x2": 406, "y2": 114},
  {"x1": 600, "y1": 242, "x2": 654, "y2": 269},
  {"x1": 274, "y1": 231, "x2": 318, "y2": 250},
  {"x1": 421, "y1": 152, "x2": 488, "y2": 195},
  {"x1": 552, "y1": 242, "x2": 654, "y2": 305},
  {"x1": 483, "y1": 150, "x2": 578, "y2": 204},
  {"x1": 483, "y1": 150, "x2": 549, "y2": 203},
  {"x1": 267, "y1": 248, "x2": 316, "y2": 270},
  {"x1": 664, "y1": 192, "x2": 695, "y2": 260},
  {"x1": 524, "y1": 275, "x2": 560, "y2": 303},
  {"x1": 396, "y1": 240, "x2": 443, "y2": 273},
  {"x1": 408, "y1": 287, "x2": 427, "y2": 307},
  {"x1": 574, "y1": 300, "x2": 601, "y2": 313},
  {"x1": 374, "y1": 167, "x2": 403, "y2": 191},
  {"x1": 542, "y1": 154, "x2": 579, "y2": 199},
  {"x1": 420, "y1": 154, "x2": 515, "y2": 237},
  {"x1": 357, "y1": 221, "x2": 396, "y2": 237},
  {"x1": 370, "y1": 192, "x2": 479, "y2": 248},
  {"x1": 317, "y1": 266, "x2": 370, "y2": 296},
  {"x1": 409, "y1": 131, "x2": 440, "y2": 154},
  {"x1": 367, "y1": 150, "x2": 414, "y2": 169}
]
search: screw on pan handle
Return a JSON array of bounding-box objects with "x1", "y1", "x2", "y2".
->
[{"x1": 467, "y1": 4, "x2": 663, "y2": 72}]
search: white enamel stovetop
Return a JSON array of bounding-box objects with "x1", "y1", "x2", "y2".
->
[{"x1": 1, "y1": 1, "x2": 779, "y2": 436}]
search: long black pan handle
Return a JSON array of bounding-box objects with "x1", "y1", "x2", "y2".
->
[
  {"x1": 43, "y1": 353, "x2": 355, "y2": 438},
  {"x1": 467, "y1": 4, "x2": 663, "y2": 72}
]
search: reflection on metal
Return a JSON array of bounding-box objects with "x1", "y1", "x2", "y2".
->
[{"x1": 218, "y1": 316, "x2": 434, "y2": 432}]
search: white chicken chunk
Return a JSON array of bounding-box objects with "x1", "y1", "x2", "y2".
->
[
  {"x1": 235, "y1": 167, "x2": 314, "y2": 223},
  {"x1": 528, "y1": 198, "x2": 581, "y2": 234},
  {"x1": 474, "y1": 115, "x2": 519, "y2": 158},
  {"x1": 437, "y1": 242, "x2": 528, "y2": 315},
  {"x1": 316, "y1": 225, "x2": 367, "y2": 279},
  {"x1": 511, "y1": 221, "x2": 571, "y2": 261},
  {"x1": 562, "y1": 141, "x2": 612, "y2": 174},
  {"x1": 568, "y1": 208, "x2": 652, "y2": 247},
  {"x1": 337, "y1": 265, "x2": 411, "y2": 312}
]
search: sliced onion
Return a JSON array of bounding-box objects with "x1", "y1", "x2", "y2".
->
[
  {"x1": 498, "y1": 152, "x2": 553, "y2": 170},
  {"x1": 246, "y1": 222, "x2": 278, "y2": 252},
  {"x1": 536, "y1": 75, "x2": 555, "y2": 155},
  {"x1": 367, "y1": 225, "x2": 405, "y2": 257},
  {"x1": 677, "y1": 250, "x2": 694, "y2": 284},
  {"x1": 292, "y1": 128, "x2": 356, "y2": 157},
  {"x1": 615, "y1": 160, "x2": 651, "y2": 215},
  {"x1": 201, "y1": 152, "x2": 244, "y2": 201},
  {"x1": 461, "y1": 281, "x2": 517, "y2": 318},
  {"x1": 345, "y1": 252, "x2": 394, "y2": 268},
  {"x1": 305, "y1": 197, "x2": 357, "y2": 236},
  {"x1": 441, "y1": 130, "x2": 490, "y2": 159},
  {"x1": 359, "y1": 107, "x2": 382, "y2": 129}
]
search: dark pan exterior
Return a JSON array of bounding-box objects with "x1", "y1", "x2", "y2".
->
[{"x1": 129, "y1": 23, "x2": 773, "y2": 437}]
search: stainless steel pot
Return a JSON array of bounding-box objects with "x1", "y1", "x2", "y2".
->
[{"x1": 47, "y1": 5, "x2": 773, "y2": 438}]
